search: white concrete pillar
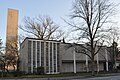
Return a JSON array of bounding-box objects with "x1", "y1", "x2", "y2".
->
[
  {"x1": 39, "y1": 41, "x2": 41, "y2": 66},
  {"x1": 44, "y1": 41, "x2": 46, "y2": 73},
  {"x1": 105, "y1": 47, "x2": 109, "y2": 71},
  {"x1": 86, "y1": 55, "x2": 89, "y2": 72},
  {"x1": 31, "y1": 41, "x2": 33, "y2": 73},
  {"x1": 85, "y1": 44, "x2": 89, "y2": 72},
  {"x1": 52, "y1": 42, "x2": 54, "y2": 74},
  {"x1": 73, "y1": 48, "x2": 76, "y2": 73},
  {"x1": 35, "y1": 41, "x2": 37, "y2": 68},
  {"x1": 48, "y1": 42, "x2": 50, "y2": 74},
  {"x1": 96, "y1": 53, "x2": 99, "y2": 72},
  {"x1": 56, "y1": 43, "x2": 58, "y2": 73}
]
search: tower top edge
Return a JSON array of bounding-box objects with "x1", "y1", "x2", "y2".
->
[{"x1": 8, "y1": 8, "x2": 19, "y2": 12}]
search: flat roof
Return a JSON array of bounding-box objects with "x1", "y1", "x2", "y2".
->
[{"x1": 20, "y1": 37, "x2": 61, "y2": 46}]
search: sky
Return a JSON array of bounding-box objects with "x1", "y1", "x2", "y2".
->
[
  {"x1": 0, "y1": 0, "x2": 73, "y2": 44},
  {"x1": 1, "y1": 0, "x2": 120, "y2": 45}
]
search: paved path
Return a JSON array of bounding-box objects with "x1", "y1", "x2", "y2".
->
[{"x1": 73, "y1": 75, "x2": 120, "y2": 80}]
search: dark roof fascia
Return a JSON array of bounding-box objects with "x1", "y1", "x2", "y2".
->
[
  {"x1": 20, "y1": 37, "x2": 28, "y2": 46},
  {"x1": 27, "y1": 37, "x2": 61, "y2": 42},
  {"x1": 61, "y1": 42, "x2": 84, "y2": 46},
  {"x1": 20, "y1": 37, "x2": 61, "y2": 46}
]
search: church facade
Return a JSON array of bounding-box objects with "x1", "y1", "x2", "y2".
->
[{"x1": 20, "y1": 37, "x2": 113, "y2": 74}]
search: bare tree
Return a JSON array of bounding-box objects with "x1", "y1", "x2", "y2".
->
[
  {"x1": 5, "y1": 38, "x2": 18, "y2": 71},
  {"x1": 19, "y1": 15, "x2": 64, "y2": 40},
  {"x1": 67, "y1": 0, "x2": 115, "y2": 75},
  {"x1": 105, "y1": 26, "x2": 120, "y2": 70},
  {"x1": 0, "y1": 39, "x2": 9, "y2": 77},
  {"x1": 105, "y1": 26, "x2": 120, "y2": 46},
  {"x1": 0, "y1": 39, "x2": 4, "y2": 69},
  {"x1": 0, "y1": 39, "x2": 3, "y2": 54}
]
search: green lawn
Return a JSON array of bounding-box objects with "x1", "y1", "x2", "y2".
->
[{"x1": 0, "y1": 71, "x2": 119, "y2": 78}]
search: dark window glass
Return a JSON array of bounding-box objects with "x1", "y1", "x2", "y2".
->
[
  {"x1": 37, "y1": 41, "x2": 40, "y2": 66},
  {"x1": 57, "y1": 43, "x2": 60, "y2": 72},
  {"x1": 46, "y1": 42, "x2": 49, "y2": 72},
  {"x1": 28, "y1": 41, "x2": 31, "y2": 68},
  {"x1": 50, "y1": 42, "x2": 52, "y2": 72},
  {"x1": 33, "y1": 41, "x2": 36, "y2": 66},
  {"x1": 41, "y1": 42, "x2": 44, "y2": 67},
  {"x1": 53, "y1": 43, "x2": 56, "y2": 72}
]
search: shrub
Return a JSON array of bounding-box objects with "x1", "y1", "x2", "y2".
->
[{"x1": 36, "y1": 67, "x2": 44, "y2": 74}]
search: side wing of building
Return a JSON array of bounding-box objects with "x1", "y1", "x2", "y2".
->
[{"x1": 60, "y1": 43, "x2": 111, "y2": 73}]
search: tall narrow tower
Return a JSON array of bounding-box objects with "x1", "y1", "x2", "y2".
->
[{"x1": 6, "y1": 8, "x2": 18, "y2": 56}]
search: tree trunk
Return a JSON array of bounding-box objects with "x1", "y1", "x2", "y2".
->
[
  {"x1": 91, "y1": 40, "x2": 95, "y2": 76},
  {"x1": 13, "y1": 65, "x2": 16, "y2": 71},
  {"x1": 91, "y1": 57, "x2": 95, "y2": 76},
  {"x1": 17, "y1": 59, "x2": 20, "y2": 71}
]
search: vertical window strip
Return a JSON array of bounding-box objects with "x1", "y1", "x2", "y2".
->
[{"x1": 37, "y1": 41, "x2": 40, "y2": 67}]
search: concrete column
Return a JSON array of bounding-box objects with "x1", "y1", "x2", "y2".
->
[
  {"x1": 85, "y1": 44, "x2": 89, "y2": 72},
  {"x1": 35, "y1": 41, "x2": 37, "y2": 68},
  {"x1": 48, "y1": 42, "x2": 50, "y2": 74},
  {"x1": 31, "y1": 41, "x2": 33, "y2": 73},
  {"x1": 105, "y1": 47, "x2": 109, "y2": 71},
  {"x1": 73, "y1": 48, "x2": 76, "y2": 73},
  {"x1": 44, "y1": 41, "x2": 46, "y2": 73},
  {"x1": 96, "y1": 53, "x2": 99, "y2": 72},
  {"x1": 39, "y1": 41, "x2": 41, "y2": 66},
  {"x1": 86, "y1": 55, "x2": 89, "y2": 72},
  {"x1": 52, "y1": 42, "x2": 54, "y2": 74},
  {"x1": 56, "y1": 43, "x2": 58, "y2": 73}
]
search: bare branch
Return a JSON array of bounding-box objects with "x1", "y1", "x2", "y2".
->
[{"x1": 20, "y1": 15, "x2": 64, "y2": 40}]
